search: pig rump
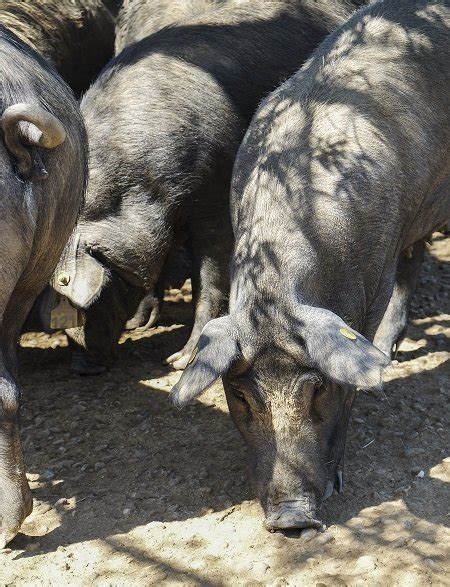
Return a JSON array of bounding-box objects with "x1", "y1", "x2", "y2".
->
[{"x1": 0, "y1": 0, "x2": 115, "y2": 94}]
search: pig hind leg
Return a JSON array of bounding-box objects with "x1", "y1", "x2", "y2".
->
[{"x1": 373, "y1": 240, "x2": 425, "y2": 358}]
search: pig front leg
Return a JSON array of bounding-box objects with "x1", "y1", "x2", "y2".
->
[
  {"x1": 166, "y1": 205, "x2": 232, "y2": 370},
  {"x1": 373, "y1": 240, "x2": 425, "y2": 358}
]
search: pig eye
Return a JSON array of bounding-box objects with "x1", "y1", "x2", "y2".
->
[
  {"x1": 311, "y1": 383, "x2": 327, "y2": 421},
  {"x1": 313, "y1": 383, "x2": 326, "y2": 398},
  {"x1": 233, "y1": 388, "x2": 248, "y2": 404}
]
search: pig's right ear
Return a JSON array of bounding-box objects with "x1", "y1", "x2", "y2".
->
[{"x1": 170, "y1": 316, "x2": 239, "y2": 408}]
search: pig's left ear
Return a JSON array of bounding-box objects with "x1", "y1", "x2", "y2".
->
[
  {"x1": 170, "y1": 316, "x2": 240, "y2": 408},
  {"x1": 297, "y1": 306, "x2": 390, "y2": 389}
]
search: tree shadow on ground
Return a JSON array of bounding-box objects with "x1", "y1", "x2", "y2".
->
[
  {"x1": 11, "y1": 235, "x2": 449, "y2": 576},
  {"x1": 10, "y1": 296, "x2": 448, "y2": 567}
]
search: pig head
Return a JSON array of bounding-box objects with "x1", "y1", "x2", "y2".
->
[
  {"x1": 171, "y1": 308, "x2": 389, "y2": 531},
  {"x1": 52, "y1": 230, "x2": 144, "y2": 373}
]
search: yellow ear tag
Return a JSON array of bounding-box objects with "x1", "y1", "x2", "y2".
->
[
  {"x1": 340, "y1": 327, "x2": 357, "y2": 340},
  {"x1": 187, "y1": 347, "x2": 198, "y2": 365},
  {"x1": 50, "y1": 297, "x2": 83, "y2": 330}
]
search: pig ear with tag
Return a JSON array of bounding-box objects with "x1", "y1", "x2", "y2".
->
[
  {"x1": 170, "y1": 316, "x2": 240, "y2": 408},
  {"x1": 296, "y1": 305, "x2": 390, "y2": 389}
]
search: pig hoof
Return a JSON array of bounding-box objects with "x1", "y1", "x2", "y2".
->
[
  {"x1": 126, "y1": 314, "x2": 157, "y2": 331},
  {"x1": 166, "y1": 351, "x2": 190, "y2": 370},
  {"x1": 0, "y1": 528, "x2": 19, "y2": 550},
  {"x1": 125, "y1": 317, "x2": 141, "y2": 330}
]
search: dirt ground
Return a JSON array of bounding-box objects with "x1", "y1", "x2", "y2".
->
[{"x1": 0, "y1": 234, "x2": 448, "y2": 586}]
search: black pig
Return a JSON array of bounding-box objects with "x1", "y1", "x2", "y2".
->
[
  {"x1": 172, "y1": 0, "x2": 450, "y2": 531},
  {"x1": 0, "y1": 26, "x2": 86, "y2": 546}
]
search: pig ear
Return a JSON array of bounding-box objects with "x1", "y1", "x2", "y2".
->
[
  {"x1": 297, "y1": 306, "x2": 390, "y2": 389},
  {"x1": 170, "y1": 316, "x2": 240, "y2": 408}
]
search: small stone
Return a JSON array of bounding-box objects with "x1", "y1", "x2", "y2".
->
[
  {"x1": 41, "y1": 469, "x2": 55, "y2": 481},
  {"x1": 392, "y1": 537, "x2": 408, "y2": 548},
  {"x1": 410, "y1": 466, "x2": 422, "y2": 475},
  {"x1": 146, "y1": 521, "x2": 166, "y2": 530},
  {"x1": 26, "y1": 473, "x2": 40, "y2": 482},
  {"x1": 301, "y1": 528, "x2": 318, "y2": 542},
  {"x1": 56, "y1": 460, "x2": 75, "y2": 469},
  {"x1": 394, "y1": 485, "x2": 411, "y2": 496},
  {"x1": 416, "y1": 470, "x2": 425, "y2": 478},
  {"x1": 38, "y1": 504, "x2": 52, "y2": 515},
  {"x1": 315, "y1": 533, "x2": 335, "y2": 546},
  {"x1": 123, "y1": 508, "x2": 131, "y2": 516},
  {"x1": 355, "y1": 555, "x2": 377, "y2": 573},
  {"x1": 404, "y1": 447, "x2": 425, "y2": 458},
  {"x1": 424, "y1": 558, "x2": 441, "y2": 571},
  {"x1": 53, "y1": 498, "x2": 68, "y2": 507},
  {"x1": 252, "y1": 561, "x2": 270, "y2": 576}
]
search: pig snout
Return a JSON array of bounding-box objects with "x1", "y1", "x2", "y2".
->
[
  {"x1": 249, "y1": 457, "x2": 325, "y2": 533},
  {"x1": 264, "y1": 494, "x2": 322, "y2": 532}
]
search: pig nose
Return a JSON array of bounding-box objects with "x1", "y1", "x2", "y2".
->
[{"x1": 264, "y1": 499, "x2": 323, "y2": 532}]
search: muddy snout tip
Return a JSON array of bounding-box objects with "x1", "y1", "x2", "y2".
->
[
  {"x1": 263, "y1": 500, "x2": 323, "y2": 533},
  {"x1": 264, "y1": 515, "x2": 323, "y2": 533}
]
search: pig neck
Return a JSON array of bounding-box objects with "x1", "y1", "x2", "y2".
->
[{"x1": 230, "y1": 182, "x2": 397, "y2": 340}]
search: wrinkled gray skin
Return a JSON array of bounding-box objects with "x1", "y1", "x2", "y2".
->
[
  {"x1": 54, "y1": 0, "x2": 366, "y2": 373},
  {"x1": 0, "y1": 26, "x2": 86, "y2": 546},
  {"x1": 115, "y1": 0, "x2": 231, "y2": 53},
  {"x1": 172, "y1": 0, "x2": 450, "y2": 532}
]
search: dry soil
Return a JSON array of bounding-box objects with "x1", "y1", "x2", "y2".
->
[{"x1": 0, "y1": 234, "x2": 448, "y2": 586}]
